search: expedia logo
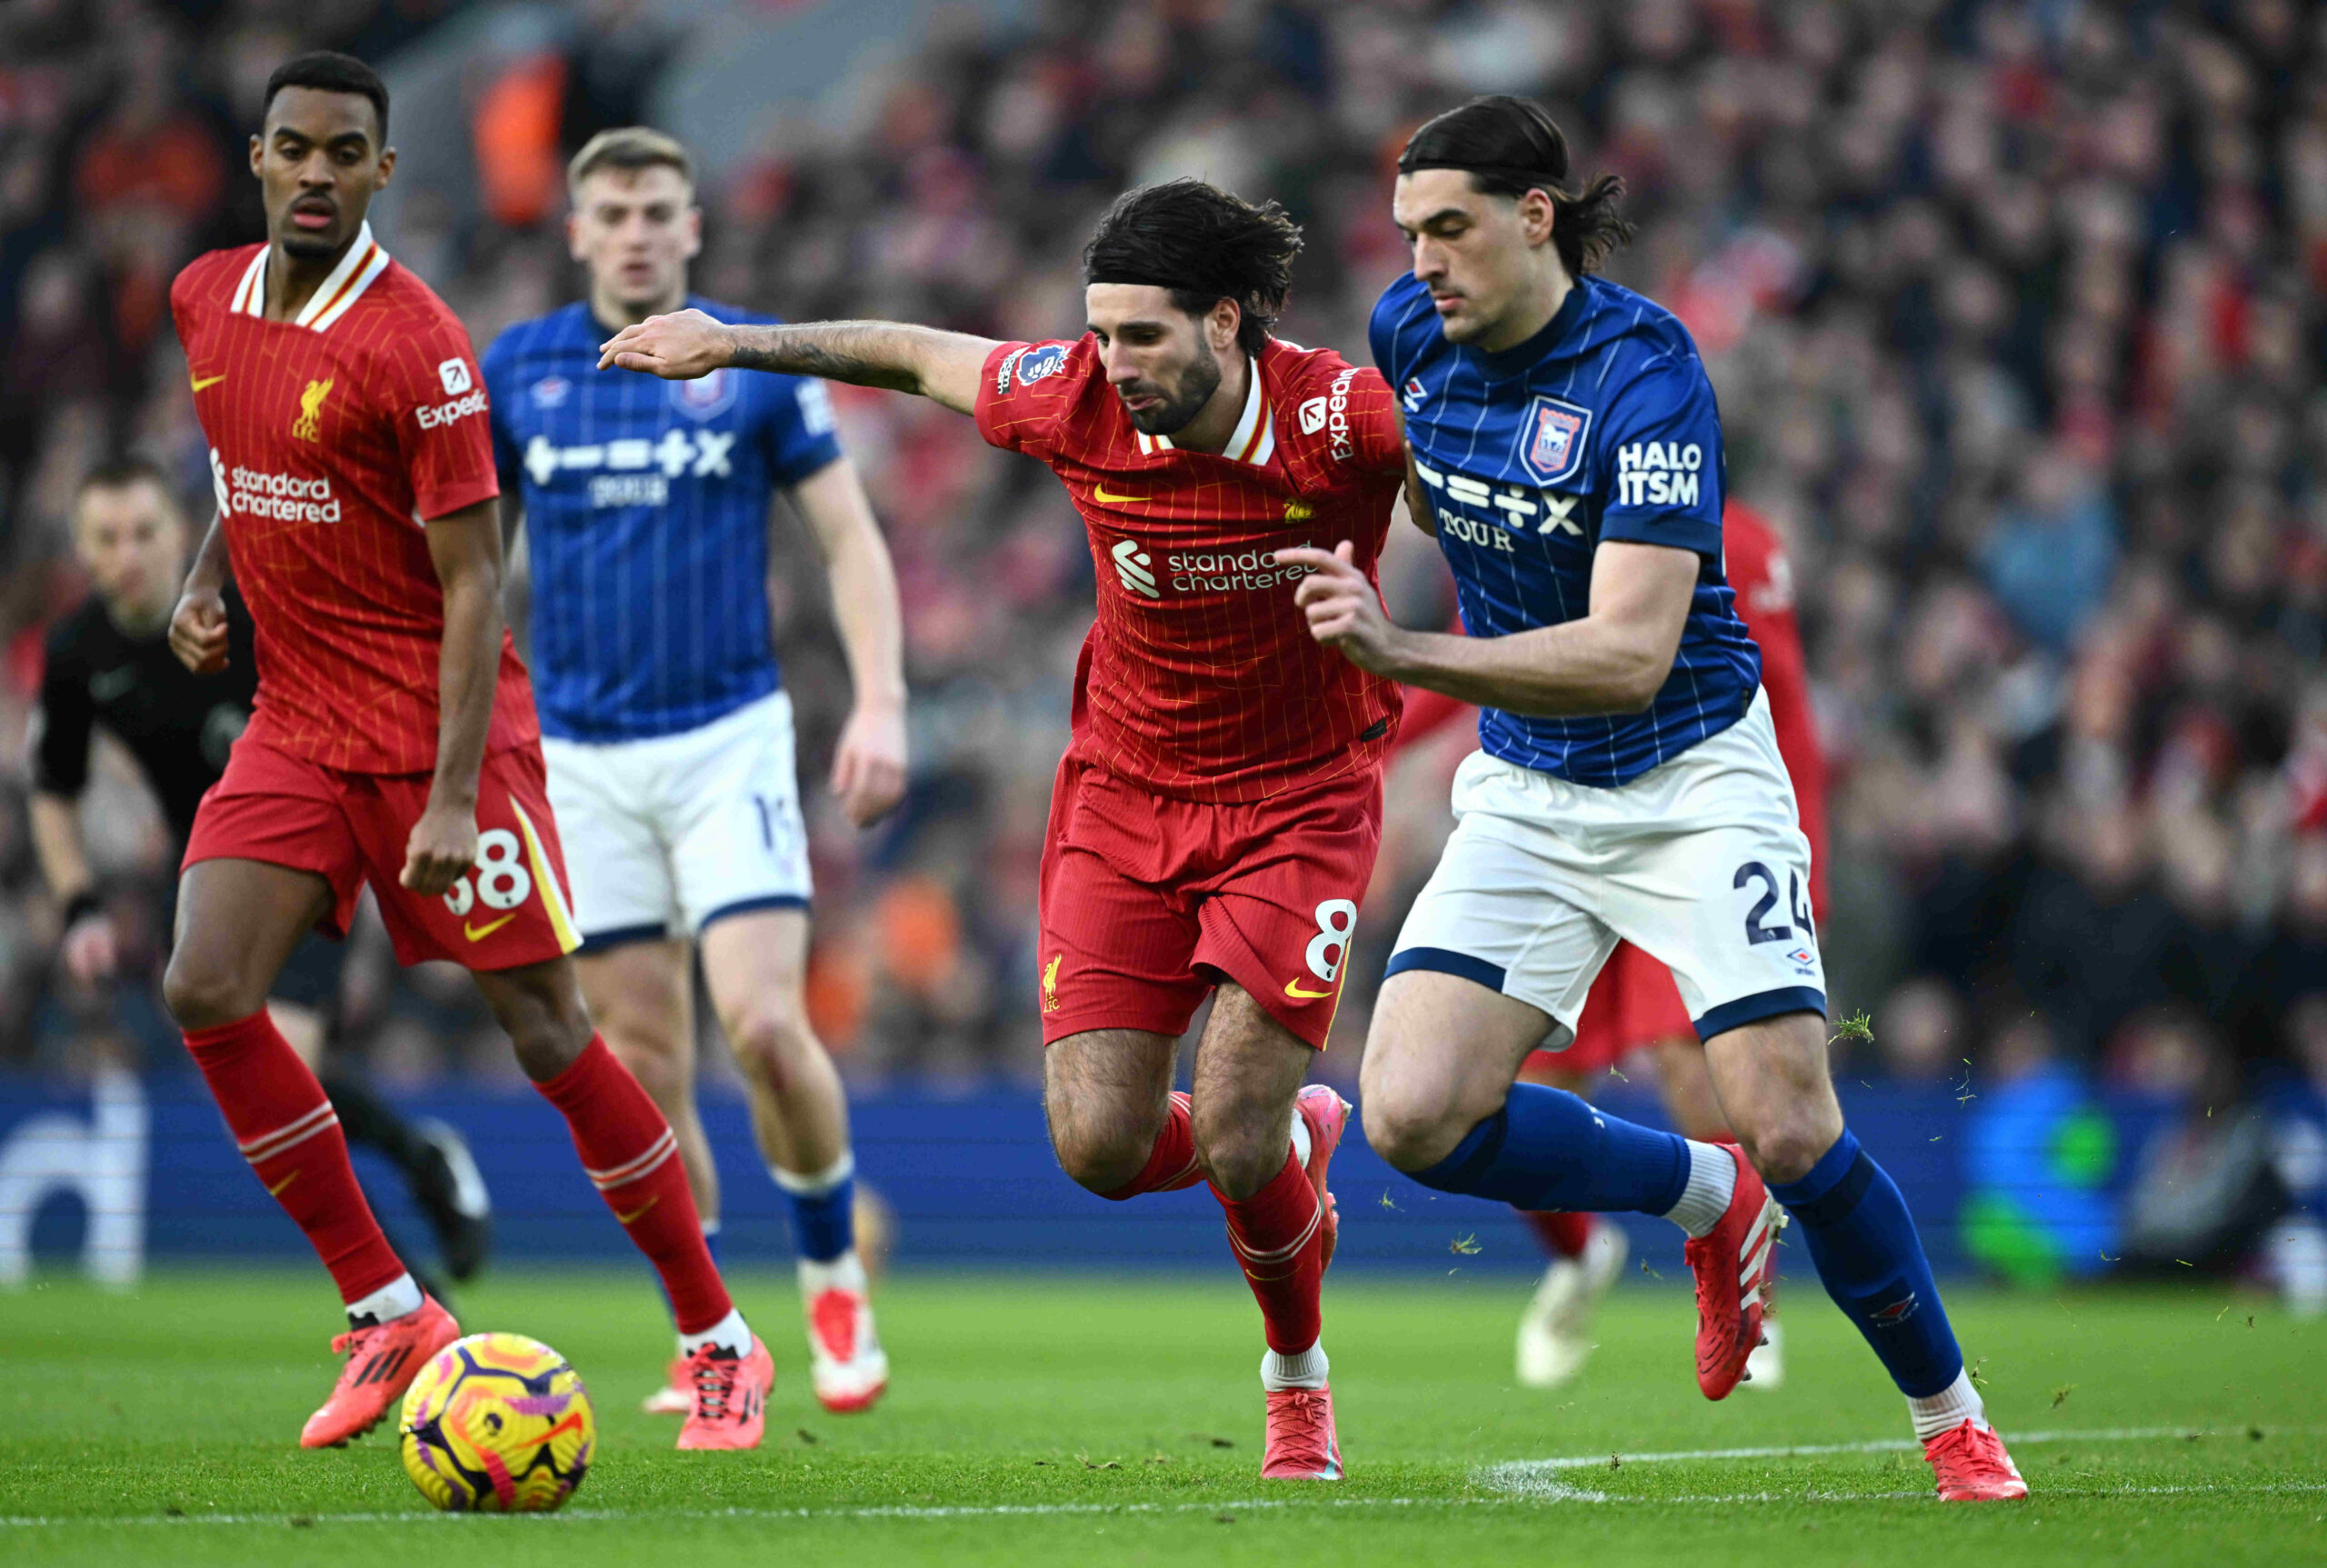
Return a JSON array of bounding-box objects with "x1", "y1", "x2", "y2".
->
[
  {"x1": 215, "y1": 451, "x2": 341, "y2": 524},
  {"x1": 416, "y1": 388, "x2": 488, "y2": 430},
  {"x1": 1309, "y1": 366, "x2": 1357, "y2": 460}
]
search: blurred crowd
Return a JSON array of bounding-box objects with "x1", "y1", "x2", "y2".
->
[{"x1": 2, "y1": 0, "x2": 2325, "y2": 1283}]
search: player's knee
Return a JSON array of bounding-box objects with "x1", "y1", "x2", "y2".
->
[
  {"x1": 1736, "y1": 1114, "x2": 1837, "y2": 1187},
  {"x1": 1046, "y1": 1103, "x2": 1158, "y2": 1196},
  {"x1": 604, "y1": 1034, "x2": 686, "y2": 1108},
  {"x1": 1361, "y1": 1081, "x2": 1470, "y2": 1174},
  {"x1": 1191, "y1": 1103, "x2": 1283, "y2": 1202},
  {"x1": 727, "y1": 1004, "x2": 818, "y2": 1090},
  {"x1": 162, "y1": 950, "x2": 260, "y2": 1032}
]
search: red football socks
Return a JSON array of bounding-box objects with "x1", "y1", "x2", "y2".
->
[
  {"x1": 534, "y1": 1035, "x2": 733, "y2": 1334},
  {"x1": 1100, "y1": 1090, "x2": 1203, "y2": 1200},
  {"x1": 184, "y1": 1012, "x2": 406, "y2": 1305},
  {"x1": 1522, "y1": 1208, "x2": 1595, "y2": 1260},
  {"x1": 1217, "y1": 1150, "x2": 1326, "y2": 1353}
]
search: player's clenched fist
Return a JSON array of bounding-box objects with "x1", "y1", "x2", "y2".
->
[
  {"x1": 597, "y1": 307, "x2": 733, "y2": 379},
  {"x1": 1283, "y1": 542, "x2": 1404, "y2": 675},
  {"x1": 830, "y1": 701, "x2": 908, "y2": 829},
  {"x1": 169, "y1": 583, "x2": 231, "y2": 674},
  {"x1": 400, "y1": 798, "x2": 479, "y2": 897}
]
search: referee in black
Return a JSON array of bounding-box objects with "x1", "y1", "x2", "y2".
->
[{"x1": 30, "y1": 455, "x2": 493, "y2": 1296}]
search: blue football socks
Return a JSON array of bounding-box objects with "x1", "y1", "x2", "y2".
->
[
  {"x1": 1768, "y1": 1129, "x2": 1963, "y2": 1400},
  {"x1": 1410, "y1": 1083, "x2": 1695, "y2": 1215},
  {"x1": 772, "y1": 1152, "x2": 856, "y2": 1263}
]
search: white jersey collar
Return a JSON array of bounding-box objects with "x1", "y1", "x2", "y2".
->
[{"x1": 229, "y1": 221, "x2": 391, "y2": 332}]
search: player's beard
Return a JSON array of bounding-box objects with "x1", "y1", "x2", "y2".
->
[{"x1": 1124, "y1": 337, "x2": 1222, "y2": 436}]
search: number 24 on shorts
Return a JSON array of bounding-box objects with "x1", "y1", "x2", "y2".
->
[{"x1": 443, "y1": 828, "x2": 534, "y2": 922}]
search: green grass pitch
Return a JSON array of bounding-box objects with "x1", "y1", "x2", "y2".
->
[{"x1": 1, "y1": 1267, "x2": 2320, "y2": 1566}]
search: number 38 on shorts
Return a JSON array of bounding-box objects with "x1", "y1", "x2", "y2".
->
[{"x1": 442, "y1": 828, "x2": 534, "y2": 916}]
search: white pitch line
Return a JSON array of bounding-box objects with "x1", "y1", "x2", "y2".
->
[
  {"x1": 4, "y1": 1426, "x2": 2316, "y2": 1529},
  {"x1": 1482, "y1": 1425, "x2": 2327, "y2": 1503}
]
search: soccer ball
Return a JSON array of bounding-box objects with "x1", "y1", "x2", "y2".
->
[{"x1": 398, "y1": 1333, "x2": 594, "y2": 1512}]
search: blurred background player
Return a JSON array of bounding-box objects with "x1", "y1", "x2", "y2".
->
[
  {"x1": 1393, "y1": 498, "x2": 1823, "y2": 1390},
  {"x1": 1293, "y1": 96, "x2": 2023, "y2": 1501},
  {"x1": 602, "y1": 179, "x2": 1410, "y2": 1479},
  {"x1": 163, "y1": 51, "x2": 769, "y2": 1451},
  {"x1": 32, "y1": 455, "x2": 491, "y2": 1305},
  {"x1": 484, "y1": 126, "x2": 905, "y2": 1416}
]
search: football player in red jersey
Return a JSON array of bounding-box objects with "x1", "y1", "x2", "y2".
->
[
  {"x1": 1388, "y1": 500, "x2": 1826, "y2": 1389},
  {"x1": 605, "y1": 180, "x2": 1410, "y2": 1478},
  {"x1": 162, "y1": 52, "x2": 770, "y2": 1452}
]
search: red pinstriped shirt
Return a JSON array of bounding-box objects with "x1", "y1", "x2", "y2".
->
[
  {"x1": 172, "y1": 225, "x2": 536, "y2": 775},
  {"x1": 976, "y1": 335, "x2": 1406, "y2": 804}
]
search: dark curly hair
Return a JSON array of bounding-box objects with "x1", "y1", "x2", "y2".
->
[
  {"x1": 263, "y1": 50, "x2": 389, "y2": 140},
  {"x1": 1398, "y1": 95, "x2": 1633, "y2": 278},
  {"x1": 1083, "y1": 179, "x2": 1303, "y2": 356}
]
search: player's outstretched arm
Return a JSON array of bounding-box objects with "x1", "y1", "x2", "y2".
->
[
  {"x1": 789, "y1": 456, "x2": 908, "y2": 828},
  {"x1": 1283, "y1": 539, "x2": 1697, "y2": 717},
  {"x1": 597, "y1": 308, "x2": 996, "y2": 416},
  {"x1": 405, "y1": 497, "x2": 504, "y2": 897}
]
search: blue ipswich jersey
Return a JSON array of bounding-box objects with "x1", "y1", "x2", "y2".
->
[
  {"x1": 1371, "y1": 272, "x2": 1762, "y2": 787},
  {"x1": 484, "y1": 298, "x2": 843, "y2": 741}
]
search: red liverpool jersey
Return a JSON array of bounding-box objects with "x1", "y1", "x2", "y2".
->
[
  {"x1": 975, "y1": 335, "x2": 1406, "y2": 804},
  {"x1": 171, "y1": 224, "x2": 536, "y2": 774},
  {"x1": 1723, "y1": 500, "x2": 1828, "y2": 912}
]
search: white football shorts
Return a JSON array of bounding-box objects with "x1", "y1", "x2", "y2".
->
[
  {"x1": 1385, "y1": 688, "x2": 1825, "y2": 1044},
  {"x1": 540, "y1": 690, "x2": 813, "y2": 949}
]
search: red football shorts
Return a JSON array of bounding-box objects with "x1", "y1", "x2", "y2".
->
[
  {"x1": 1035, "y1": 755, "x2": 1383, "y2": 1050},
  {"x1": 1525, "y1": 940, "x2": 1695, "y2": 1077},
  {"x1": 183, "y1": 738, "x2": 582, "y2": 971}
]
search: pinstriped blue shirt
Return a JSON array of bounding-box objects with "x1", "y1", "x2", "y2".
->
[
  {"x1": 1371, "y1": 272, "x2": 1762, "y2": 787},
  {"x1": 484, "y1": 298, "x2": 843, "y2": 742}
]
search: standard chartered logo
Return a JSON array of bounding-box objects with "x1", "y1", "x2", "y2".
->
[
  {"x1": 212, "y1": 448, "x2": 340, "y2": 524},
  {"x1": 1111, "y1": 536, "x2": 1322, "y2": 600},
  {"x1": 1111, "y1": 538, "x2": 1159, "y2": 598}
]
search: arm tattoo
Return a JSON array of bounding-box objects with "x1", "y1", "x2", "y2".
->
[{"x1": 727, "y1": 322, "x2": 934, "y2": 394}]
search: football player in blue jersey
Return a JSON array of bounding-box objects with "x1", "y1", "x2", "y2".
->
[
  {"x1": 484, "y1": 128, "x2": 904, "y2": 1416},
  {"x1": 1283, "y1": 95, "x2": 2025, "y2": 1502}
]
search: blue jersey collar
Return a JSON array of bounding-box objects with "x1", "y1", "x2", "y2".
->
[{"x1": 1473, "y1": 274, "x2": 1593, "y2": 379}]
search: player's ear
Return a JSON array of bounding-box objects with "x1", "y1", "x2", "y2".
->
[
  {"x1": 1519, "y1": 188, "x2": 1556, "y2": 249},
  {"x1": 374, "y1": 145, "x2": 396, "y2": 189},
  {"x1": 248, "y1": 133, "x2": 264, "y2": 178},
  {"x1": 682, "y1": 201, "x2": 703, "y2": 263},
  {"x1": 1209, "y1": 298, "x2": 1240, "y2": 355}
]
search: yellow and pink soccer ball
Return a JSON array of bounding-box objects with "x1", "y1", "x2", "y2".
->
[{"x1": 398, "y1": 1333, "x2": 594, "y2": 1513}]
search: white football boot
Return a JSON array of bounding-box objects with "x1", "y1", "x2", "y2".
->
[
  {"x1": 1515, "y1": 1220, "x2": 1629, "y2": 1387},
  {"x1": 803, "y1": 1253, "x2": 889, "y2": 1413}
]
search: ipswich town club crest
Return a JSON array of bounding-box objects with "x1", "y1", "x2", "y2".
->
[
  {"x1": 1516, "y1": 394, "x2": 1591, "y2": 486},
  {"x1": 671, "y1": 366, "x2": 737, "y2": 420}
]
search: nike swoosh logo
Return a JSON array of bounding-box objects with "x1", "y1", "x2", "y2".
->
[
  {"x1": 615, "y1": 1196, "x2": 658, "y2": 1224},
  {"x1": 1093, "y1": 484, "x2": 1144, "y2": 504},
  {"x1": 190, "y1": 373, "x2": 226, "y2": 392},
  {"x1": 1284, "y1": 978, "x2": 1334, "y2": 1000},
  {"x1": 464, "y1": 914, "x2": 517, "y2": 942},
  {"x1": 266, "y1": 1170, "x2": 300, "y2": 1196}
]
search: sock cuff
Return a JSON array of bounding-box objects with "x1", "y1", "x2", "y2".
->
[
  {"x1": 182, "y1": 1010, "x2": 278, "y2": 1054},
  {"x1": 1768, "y1": 1127, "x2": 1863, "y2": 1210},
  {"x1": 1412, "y1": 1109, "x2": 1509, "y2": 1193},
  {"x1": 532, "y1": 1034, "x2": 616, "y2": 1105},
  {"x1": 771, "y1": 1151, "x2": 854, "y2": 1197}
]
